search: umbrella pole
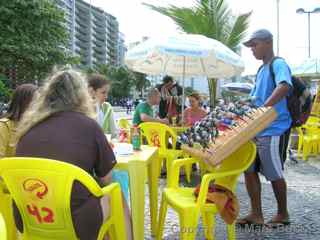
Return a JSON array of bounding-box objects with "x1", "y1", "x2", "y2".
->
[{"x1": 181, "y1": 56, "x2": 186, "y2": 125}]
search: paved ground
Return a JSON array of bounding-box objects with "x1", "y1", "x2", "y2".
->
[
  {"x1": 140, "y1": 154, "x2": 320, "y2": 240},
  {"x1": 141, "y1": 154, "x2": 320, "y2": 240},
  {"x1": 114, "y1": 111, "x2": 320, "y2": 239}
]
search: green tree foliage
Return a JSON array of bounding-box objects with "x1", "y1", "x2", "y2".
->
[
  {"x1": 144, "y1": 0, "x2": 251, "y2": 108},
  {"x1": 0, "y1": 0, "x2": 75, "y2": 86},
  {"x1": 132, "y1": 72, "x2": 150, "y2": 97},
  {"x1": 0, "y1": 74, "x2": 11, "y2": 102},
  {"x1": 86, "y1": 64, "x2": 150, "y2": 99}
]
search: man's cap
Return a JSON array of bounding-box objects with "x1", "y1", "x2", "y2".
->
[{"x1": 243, "y1": 29, "x2": 273, "y2": 47}]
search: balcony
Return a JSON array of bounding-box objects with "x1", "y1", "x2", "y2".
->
[
  {"x1": 75, "y1": 14, "x2": 89, "y2": 26},
  {"x1": 75, "y1": 17, "x2": 86, "y2": 28},
  {"x1": 75, "y1": 45, "x2": 89, "y2": 55},
  {"x1": 93, "y1": 53, "x2": 106, "y2": 64},
  {"x1": 93, "y1": 25, "x2": 106, "y2": 35},
  {"x1": 93, "y1": 13, "x2": 104, "y2": 22},
  {"x1": 93, "y1": 32, "x2": 105, "y2": 43},
  {"x1": 75, "y1": 26, "x2": 90, "y2": 36},
  {"x1": 93, "y1": 18, "x2": 106, "y2": 28},
  {"x1": 75, "y1": 1, "x2": 91, "y2": 14},
  {"x1": 76, "y1": 50, "x2": 90, "y2": 62},
  {"x1": 93, "y1": 46, "x2": 105, "y2": 56},
  {"x1": 75, "y1": 33, "x2": 89, "y2": 43},
  {"x1": 93, "y1": 39, "x2": 105, "y2": 48},
  {"x1": 75, "y1": 38, "x2": 89, "y2": 49},
  {"x1": 107, "y1": 38, "x2": 117, "y2": 47},
  {"x1": 77, "y1": 31, "x2": 90, "y2": 41},
  {"x1": 76, "y1": 7, "x2": 90, "y2": 18}
]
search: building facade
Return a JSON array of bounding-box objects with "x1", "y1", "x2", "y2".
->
[
  {"x1": 54, "y1": 0, "x2": 125, "y2": 67},
  {"x1": 117, "y1": 32, "x2": 127, "y2": 66}
]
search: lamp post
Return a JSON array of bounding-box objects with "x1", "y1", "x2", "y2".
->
[{"x1": 296, "y1": 7, "x2": 320, "y2": 58}]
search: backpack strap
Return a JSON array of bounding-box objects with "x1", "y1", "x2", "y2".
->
[
  {"x1": 254, "y1": 56, "x2": 285, "y2": 93},
  {"x1": 269, "y1": 56, "x2": 284, "y2": 87}
]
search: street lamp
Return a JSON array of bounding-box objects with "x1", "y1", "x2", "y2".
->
[{"x1": 296, "y1": 7, "x2": 320, "y2": 58}]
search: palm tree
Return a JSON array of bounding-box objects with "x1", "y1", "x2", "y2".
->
[{"x1": 143, "y1": 0, "x2": 251, "y2": 108}]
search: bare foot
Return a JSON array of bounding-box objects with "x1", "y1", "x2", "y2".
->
[
  {"x1": 266, "y1": 213, "x2": 290, "y2": 227},
  {"x1": 236, "y1": 213, "x2": 264, "y2": 225}
]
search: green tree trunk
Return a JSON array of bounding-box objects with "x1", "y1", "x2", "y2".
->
[{"x1": 208, "y1": 78, "x2": 217, "y2": 110}]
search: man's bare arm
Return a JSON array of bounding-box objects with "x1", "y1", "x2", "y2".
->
[{"x1": 264, "y1": 83, "x2": 291, "y2": 107}]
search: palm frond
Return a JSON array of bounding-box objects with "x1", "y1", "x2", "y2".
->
[
  {"x1": 226, "y1": 12, "x2": 252, "y2": 51},
  {"x1": 143, "y1": 3, "x2": 198, "y2": 33},
  {"x1": 143, "y1": 0, "x2": 251, "y2": 49}
]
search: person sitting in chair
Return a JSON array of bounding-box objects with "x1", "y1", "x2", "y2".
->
[
  {"x1": 15, "y1": 69, "x2": 132, "y2": 240},
  {"x1": 133, "y1": 88, "x2": 169, "y2": 125},
  {"x1": 182, "y1": 92, "x2": 207, "y2": 127}
]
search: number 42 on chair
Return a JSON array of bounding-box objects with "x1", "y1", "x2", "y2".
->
[{"x1": 26, "y1": 204, "x2": 54, "y2": 224}]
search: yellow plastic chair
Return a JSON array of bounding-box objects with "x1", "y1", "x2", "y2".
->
[
  {"x1": 0, "y1": 213, "x2": 6, "y2": 240},
  {"x1": 305, "y1": 116, "x2": 320, "y2": 126},
  {"x1": 0, "y1": 157, "x2": 127, "y2": 240},
  {"x1": 139, "y1": 122, "x2": 192, "y2": 182},
  {"x1": 118, "y1": 118, "x2": 131, "y2": 130},
  {"x1": 157, "y1": 141, "x2": 256, "y2": 240},
  {"x1": 296, "y1": 127, "x2": 320, "y2": 160},
  {"x1": 0, "y1": 180, "x2": 17, "y2": 240}
]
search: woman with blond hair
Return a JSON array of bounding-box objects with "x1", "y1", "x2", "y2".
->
[{"x1": 15, "y1": 69, "x2": 132, "y2": 240}]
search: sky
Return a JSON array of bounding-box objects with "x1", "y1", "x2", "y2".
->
[{"x1": 85, "y1": 0, "x2": 320, "y2": 75}]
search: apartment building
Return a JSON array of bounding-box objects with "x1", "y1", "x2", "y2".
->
[
  {"x1": 54, "y1": 0, "x2": 125, "y2": 67},
  {"x1": 117, "y1": 32, "x2": 127, "y2": 66}
]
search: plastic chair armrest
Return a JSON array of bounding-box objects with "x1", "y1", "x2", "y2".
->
[
  {"x1": 166, "y1": 150, "x2": 184, "y2": 162},
  {"x1": 100, "y1": 182, "x2": 121, "y2": 196},
  {"x1": 168, "y1": 158, "x2": 199, "y2": 188}
]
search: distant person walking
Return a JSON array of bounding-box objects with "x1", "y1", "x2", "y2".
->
[{"x1": 126, "y1": 98, "x2": 133, "y2": 114}]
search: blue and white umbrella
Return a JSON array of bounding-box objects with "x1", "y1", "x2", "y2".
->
[
  {"x1": 125, "y1": 34, "x2": 245, "y2": 118},
  {"x1": 125, "y1": 34, "x2": 244, "y2": 78},
  {"x1": 292, "y1": 58, "x2": 320, "y2": 78}
]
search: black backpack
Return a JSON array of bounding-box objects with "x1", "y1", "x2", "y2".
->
[{"x1": 258, "y1": 57, "x2": 312, "y2": 127}]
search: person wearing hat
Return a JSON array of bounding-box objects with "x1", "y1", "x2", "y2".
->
[{"x1": 237, "y1": 29, "x2": 292, "y2": 228}]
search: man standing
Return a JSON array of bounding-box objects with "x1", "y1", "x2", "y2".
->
[
  {"x1": 132, "y1": 88, "x2": 169, "y2": 125},
  {"x1": 156, "y1": 75, "x2": 183, "y2": 120},
  {"x1": 237, "y1": 29, "x2": 292, "y2": 227}
]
